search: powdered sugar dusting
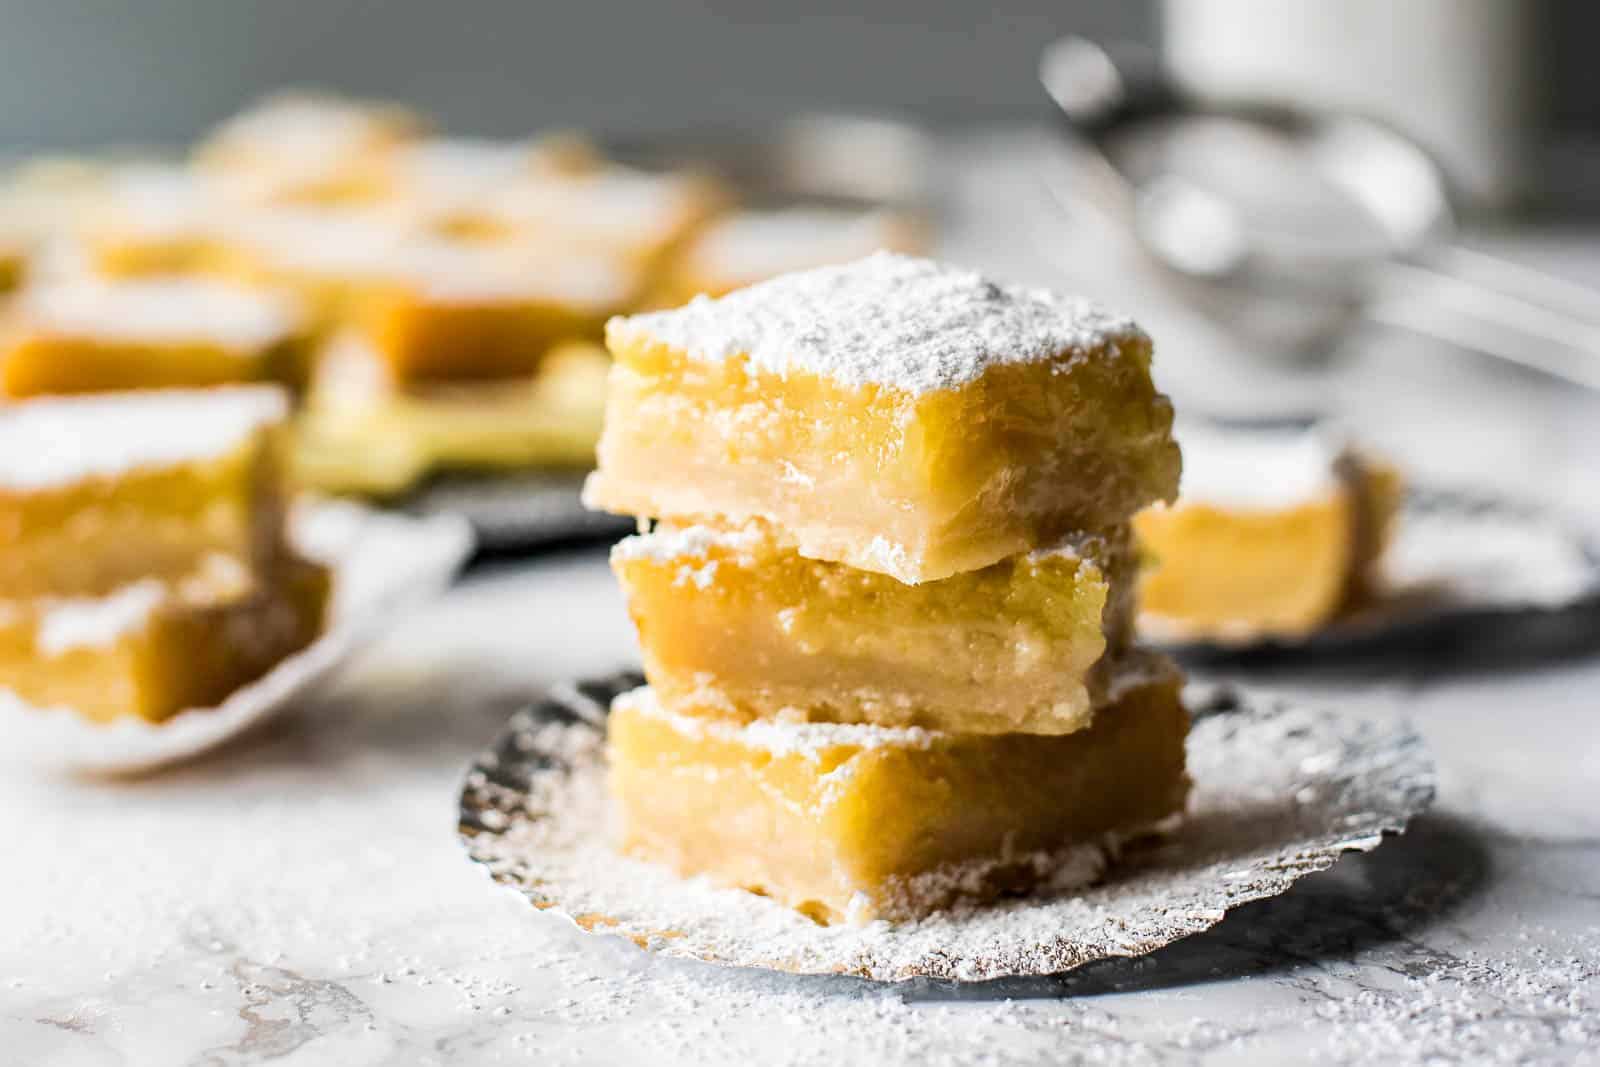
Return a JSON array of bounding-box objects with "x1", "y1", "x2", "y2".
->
[
  {"x1": 460, "y1": 676, "x2": 1434, "y2": 982},
  {"x1": 610, "y1": 522, "x2": 766, "y2": 564},
  {"x1": 610, "y1": 252, "x2": 1145, "y2": 394},
  {"x1": 0, "y1": 386, "x2": 286, "y2": 491},
  {"x1": 1173, "y1": 418, "x2": 1343, "y2": 509},
  {"x1": 615, "y1": 684, "x2": 934, "y2": 757},
  {"x1": 18, "y1": 279, "x2": 305, "y2": 352},
  {"x1": 34, "y1": 580, "x2": 166, "y2": 655}
]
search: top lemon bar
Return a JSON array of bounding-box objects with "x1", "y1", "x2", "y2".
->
[
  {"x1": 0, "y1": 387, "x2": 287, "y2": 599},
  {"x1": 585, "y1": 253, "x2": 1180, "y2": 582}
]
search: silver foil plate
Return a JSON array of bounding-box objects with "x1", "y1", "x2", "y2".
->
[{"x1": 457, "y1": 675, "x2": 1435, "y2": 983}]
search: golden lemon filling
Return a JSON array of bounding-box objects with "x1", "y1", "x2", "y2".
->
[
  {"x1": 295, "y1": 337, "x2": 609, "y2": 494},
  {"x1": 1136, "y1": 422, "x2": 1402, "y2": 641},
  {"x1": 0, "y1": 280, "x2": 312, "y2": 397},
  {"x1": 608, "y1": 658, "x2": 1190, "y2": 924},
  {"x1": 612, "y1": 521, "x2": 1135, "y2": 735},
  {"x1": 0, "y1": 388, "x2": 287, "y2": 600},
  {"x1": 585, "y1": 255, "x2": 1180, "y2": 583},
  {"x1": 0, "y1": 553, "x2": 329, "y2": 725}
]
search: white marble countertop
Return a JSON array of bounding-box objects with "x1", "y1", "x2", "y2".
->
[{"x1": 4, "y1": 131, "x2": 1600, "y2": 1065}]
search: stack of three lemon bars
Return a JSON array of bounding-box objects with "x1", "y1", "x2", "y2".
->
[{"x1": 585, "y1": 253, "x2": 1187, "y2": 924}]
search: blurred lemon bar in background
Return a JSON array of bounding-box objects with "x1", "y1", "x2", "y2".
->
[
  {"x1": 460, "y1": 164, "x2": 726, "y2": 272},
  {"x1": 585, "y1": 253, "x2": 1181, "y2": 583},
  {"x1": 351, "y1": 242, "x2": 635, "y2": 382},
  {"x1": 0, "y1": 279, "x2": 312, "y2": 396},
  {"x1": 611, "y1": 522, "x2": 1134, "y2": 735},
  {"x1": 78, "y1": 164, "x2": 257, "y2": 279},
  {"x1": 0, "y1": 388, "x2": 288, "y2": 599},
  {"x1": 0, "y1": 552, "x2": 328, "y2": 725},
  {"x1": 654, "y1": 206, "x2": 924, "y2": 303},
  {"x1": 193, "y1": 90, "x2": 428, "y2": 205},
  {"x1": 295, "y1": 337, "x2": 610, "y2": 494},
  {"x1": 374, "y1": 133, "x2": 599, "y2": 213},
  {"x1": 608, "y1": 656, "x2": 1190, "y2": 924},
  {"x1": 207, "y1": 205, "x2": 419, "y2": 326},
  {"x1": 1135, "y1": 420, "x2": 1403, "y2": 642}
]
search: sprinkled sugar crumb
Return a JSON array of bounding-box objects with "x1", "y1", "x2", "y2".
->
[{"x1": 608, "y1": 252, "x2": 1145, "y2": 394}]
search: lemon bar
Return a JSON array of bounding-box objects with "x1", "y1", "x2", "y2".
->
[
  {"x1": 0, "y1": 554, "x2": 329, "y2": 724},
  {"x1": 1135, "y1": 421, "x2": 1403, "y2": 641},
  {"x1": 1, "y1": 280, "x2": 312, "y2": 397},
  {"x1": 352, "y1": 242, "x2": 635, "y2": 383},
  {"x1": 461, "y1": 164, "x2": 724, "y2": 269},
  {"x1": 612, "y1": 522, "x2": 1134, "y2": 734},
  {"x1": 586, "y1": 254, "x2": 1181, "y2": 583},
  {"x1": 0, "y1": 388, "x2": 287, "y2": 599},
  {"x1": 378, "y1": 134, "x2": 598, "y2": 214},
  {"x1": 294, "y1": 336, "x2": 610, "y2": 494},
  {"x1": 195, "y1": 91, "x2": 426, "y2": 205},
  {"x1": 609, "y1": 658, "x2": 1190, "y2": 924},
  {"x1": 657, "y1": 207, "x2": 924, "y2": 303},
  {"x1": 210, "y1": 205, "x2": 417, "y2": 325},
  {"x1": 78, "y1": 165, "x2": 228, "y2": 278}
]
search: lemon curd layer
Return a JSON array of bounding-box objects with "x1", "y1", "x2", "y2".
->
[
  {"x1": 608, "y1": 659, "x2": 1190, "y2": 924},
  {"x1": 1135, "y1": 421, "x2": 1403, "y2": 641},
  {"x1": 585, "y1": 254, "x2": 1180, "y2": 583},
  {"x1": 0, "y1": 280, "x2": 311, "y2": 397},
  {"x1": 612, "y1": 522, "x2": 1135, "y2": 735},
  {"x1": 0, "y1": 388, "x2": 287, "y2": 599},
  {"x1": 0, "y1": 554, "x2": 329, "y2": 724}
]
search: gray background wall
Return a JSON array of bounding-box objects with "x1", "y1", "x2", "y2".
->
[
  {"x1": 0, "y1": 1, "x2": 1592, "y2": 150},
  {"x1": 0, "y1": 1, "x2": 1154, "y2": 148}
]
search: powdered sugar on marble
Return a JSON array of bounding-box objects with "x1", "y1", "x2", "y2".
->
[{"x1": 609, "y1": 252, "x2": 1145, "y2": 394}]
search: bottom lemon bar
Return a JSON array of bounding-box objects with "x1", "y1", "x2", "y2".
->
[
  {"x1": 612, "y1": 522, "x2": 1135, "y2": 735},
  {"x1": 1135, "y1": 421, "x2": 1402, "y2": 641},
  {"x1": 608, "y1": 658, "x2": 1189, "y2": 924},
  {"x1": 0, "y1": 555, "x2": 330, "y2": 724},
  {"x1": 293, "y1": 336, "x2": 609, "y2": 495}
]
